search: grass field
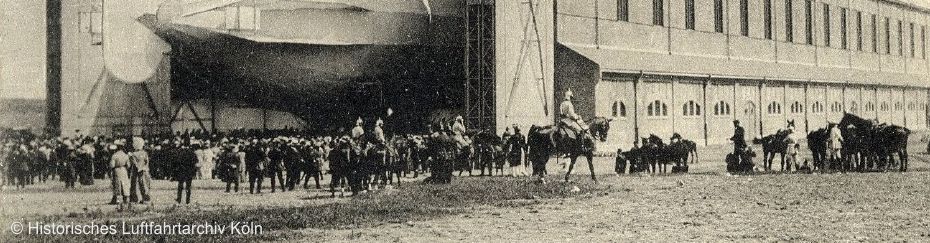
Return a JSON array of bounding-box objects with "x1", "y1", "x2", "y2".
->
[{"x1": 2, "y1": 138, "x2": 930, "y2": 242}]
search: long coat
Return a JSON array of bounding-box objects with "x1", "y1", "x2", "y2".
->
[
  {"x1": 172, "y1": 148, "x2": 198, "y2": 181},
  {"x1": 109, "y1": 151, "x2": 131, "y2": 197}
]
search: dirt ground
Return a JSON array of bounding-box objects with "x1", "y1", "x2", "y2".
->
[{"x1": 3, "y1": 137, "x2": 930, "y2": 241}]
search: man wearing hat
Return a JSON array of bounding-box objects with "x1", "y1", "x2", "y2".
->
[{"x1": 731, "y1": 120, "x2": 746, "y2": 155}]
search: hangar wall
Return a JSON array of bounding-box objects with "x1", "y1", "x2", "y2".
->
[
  {"x1": 552, "y1": 0, "x2": 930, "y2": 149},
  {"x1": 494, "y1": 0, "x2": 556, "y2": 133}
]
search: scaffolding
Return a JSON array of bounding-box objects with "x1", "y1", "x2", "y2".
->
[{"x1": 464, "y1": 0, "x2": 496, "y2": 131}]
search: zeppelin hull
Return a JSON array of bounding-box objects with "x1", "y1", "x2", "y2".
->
[{"x1": 157, "y1": 23, "x2": 464, "y2": 130}]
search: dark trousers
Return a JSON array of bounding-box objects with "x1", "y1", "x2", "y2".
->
[
  {"x1": 249, "y1": 170, "x2": 264, "y2": 193},
  {"x1": 176, "y1": 180, "x2": 192, "y2": 204},
  {"x1": 304, "y1": 171, "x2": 321, "y2": 189},
  {"x1": 268, "y1": 170, "x2": 285, "y2": 192},
  {"x1": 225, "y1": 180, "x2": 239, "y2": 193},
  {"x1": 16, "y1": 173, "x2": 28, "y2": 189},
  {"x1": 285, "y1": 168, "x2": 301, "y2": 191},
  {"x1": 129, "y1": 171, "x2": 151, "y2": 202}
]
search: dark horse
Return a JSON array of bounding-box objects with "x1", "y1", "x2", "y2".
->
[
  {"x1": 839, "y1": 113, "x2": 910, "y2": 172},
  {"x1": 752, "y1": 120, "x2": 795, "y2": 171},
  {"x1": 587, "y1": 117, "x2": 612, "y2": 142},
  {"x1": 807, "y1": 128, "x2": 828, "y2": 170},
  {"x1": 527, "y1": 124, "x2": 597, "y2": 183}
]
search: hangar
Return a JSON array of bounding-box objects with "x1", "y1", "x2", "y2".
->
[
  {"x1": 46, "y1": 0, "x2": 930, "y2": 150},
  {"x1": 487, "y1": 0, "x2": 930, "y2": 149}
]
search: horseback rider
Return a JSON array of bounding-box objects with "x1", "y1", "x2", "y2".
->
[
  {"x1": 559, "y1": 90, "x2": 588, "y2": 137},
  {"x1": 351, "y1": 118, "x2": 365, "y2": 141},
  {"x1": 451, "y1": 115, "x2": 470, "y2": 148},
  {"x1": 373, "y1": 118, "x2": 387, "y2": 145}
]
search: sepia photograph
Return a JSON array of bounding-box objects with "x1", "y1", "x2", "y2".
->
[{"x1": 2, "y1": 0, "x2": 930, "y2": 241}]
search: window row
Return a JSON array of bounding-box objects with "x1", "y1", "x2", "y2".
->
[
  {"x1": 617, "y1": 0, "x2": 928, "y2": 60},
  {"x1": 612, "y1": 99, "x2": 924, "y2": 118}
]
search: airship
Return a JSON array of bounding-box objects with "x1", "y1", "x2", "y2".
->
[{"x1": 94, "y1": 0, "x2": 466, "y2": 133}]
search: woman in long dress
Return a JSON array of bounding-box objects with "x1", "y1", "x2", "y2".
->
[{"x1": 109, "y1": 144, "x2": 132, "y2": 211}]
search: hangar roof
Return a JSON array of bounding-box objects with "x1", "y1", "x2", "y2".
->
[{"x1": 562, "y1": 43, "x2": 930, "y2": 88}]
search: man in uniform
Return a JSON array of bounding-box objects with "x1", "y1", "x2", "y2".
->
[
  {"x1": 731, "y1": 120, "x2": 746, "y2": 155},
  {"x1": 373, "y1": 119, "x2": 387, "y2": 145},
  {"x1": 828, "y1": 123, "x2": 844, "y2": 168},
  {"x1": 451, "y1": 116, "x2": 469, "y2": 148},
  {"x1": 129, "y1": 137, "x2": 152, "y2": 204},
  {"x1": 559, "y1": 90, "x2": 588, "y2": 142},
  {"x1": 351, "y1": 118, "x2": 365, "y2": 141}
]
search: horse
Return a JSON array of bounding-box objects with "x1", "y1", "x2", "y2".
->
[
  {"x1": 388, "y1": 135, "x2": 412, "y2": 179},
  {"x1": 752, "y1": 120, "x2": 795, "y2": 171},
  {"x1": 587, "y1": 117, "x2": 612, "y2": 142},
  {"x1": 806, "y1": 128, "x2": 828, "y2": 171},
  {"x1": 668, "y1": 133, "x2": 699, "y2": 167},
  {"x1": 839, "y1": 113, "x2": 910, "y2": 172},
  {"x1": 527, "y1": 124, "x2": 597, "y2": 183},
  {"x1": 526, "y1": 126, "x2": 552, "y2": 181},
  {"x1": 422, "y1": 131, "x2": 459, "y2": 184}
]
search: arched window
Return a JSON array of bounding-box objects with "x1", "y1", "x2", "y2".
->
[
  {"x1": 647, "y1": 100, "x2": 668, "y2": 117},
  {"x1": 908, "y1": 102, "x2": 916, "y2": 111},
  {"x1": 865, "y1": 102, "x2": 875, "y2": 112},
  {"x1": 811, "y1": 101, "x2": 824, "y2": 113},
  {"x1": 880, "y1": 102, "x2": 889, "y2": 111},
  {"x1": 790, "y1": 101, "x2": 804, "y2": 114},
  {"x1": 767, "y1": 101, "x2": 782, "y2": 115},
  {"x1": 713, "y1": 101, "x2": 732, "y2": 116},
  {"x1": 612, "y1": 101, "x2": 627, "y2": 117},
  {"x1": 894, "y1": 102, "x2": 903, "y2": 111},
  {"x1": 830, "y1": 101, "x2": 843, "y2": 113},
  {"x1": 849, "y1": 101, "x2": 858, "y2": 113},
  {"x1": 682, "y1": 100, "x2": 701, "y2": 116}
]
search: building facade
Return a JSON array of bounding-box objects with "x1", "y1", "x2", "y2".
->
[{"x1": 495, "y1": 0, "x2": 930, "y2": 149}]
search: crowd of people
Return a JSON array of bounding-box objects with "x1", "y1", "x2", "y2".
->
[{"x1": 0, "y1": 117, "x2": 533, "y2": 209}]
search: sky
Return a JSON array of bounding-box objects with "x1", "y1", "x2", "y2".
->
[{"x1": 0, "y1": 0, "x2": 46, "y2": 99}]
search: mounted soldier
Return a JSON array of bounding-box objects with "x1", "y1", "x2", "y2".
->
[
  {"x1": 558, "y1": 90, "x2": 590, "y2": 145},
  {"x1": 451, "y1": 115, "x2": 470, "y2": 149},
  {"x1": 351, "y1": 118, "x2": 365, "y2": 142}
]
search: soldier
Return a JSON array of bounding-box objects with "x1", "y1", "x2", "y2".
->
[
  {"x1": 351, "y1": 118, "x2": 365, "y2": 141},
  {"x1": 373, "y1": 119, "x2": 386, "y2": 145},
  {"x1": 174, "y1": 143, "x2": 197, "y2": 204},
  {"x1": 731, "y1": 120, "x2": 746, "y2": 155},
  {"x1": 11, "y1": 145, "x2": 31, "y2": 189},
  {"x1": 559, "y1": 90, "x2": 588, "y2": 138},
  {"x1": 451, "y1": 116, "x2": 469, "y2": 148},
  {"x1": 828, "y1": 123, "x2": 844, "y2": 168},
  {"x1": 129, "y1": 137, "x2": 152, "y2": 204},
  {"x1": 222, "y1": 145, "x2": 241, "y2": 193},
  {"x1": 267, "y1": 143, "x2": 286, "y2": 193},
  {"x1": 247, "y1": 142, "x2": 268, "y2": 194}
]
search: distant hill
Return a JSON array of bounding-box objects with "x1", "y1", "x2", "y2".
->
[{"x1": 0, "y1": 98, "x2": 45, "y2": 130}]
